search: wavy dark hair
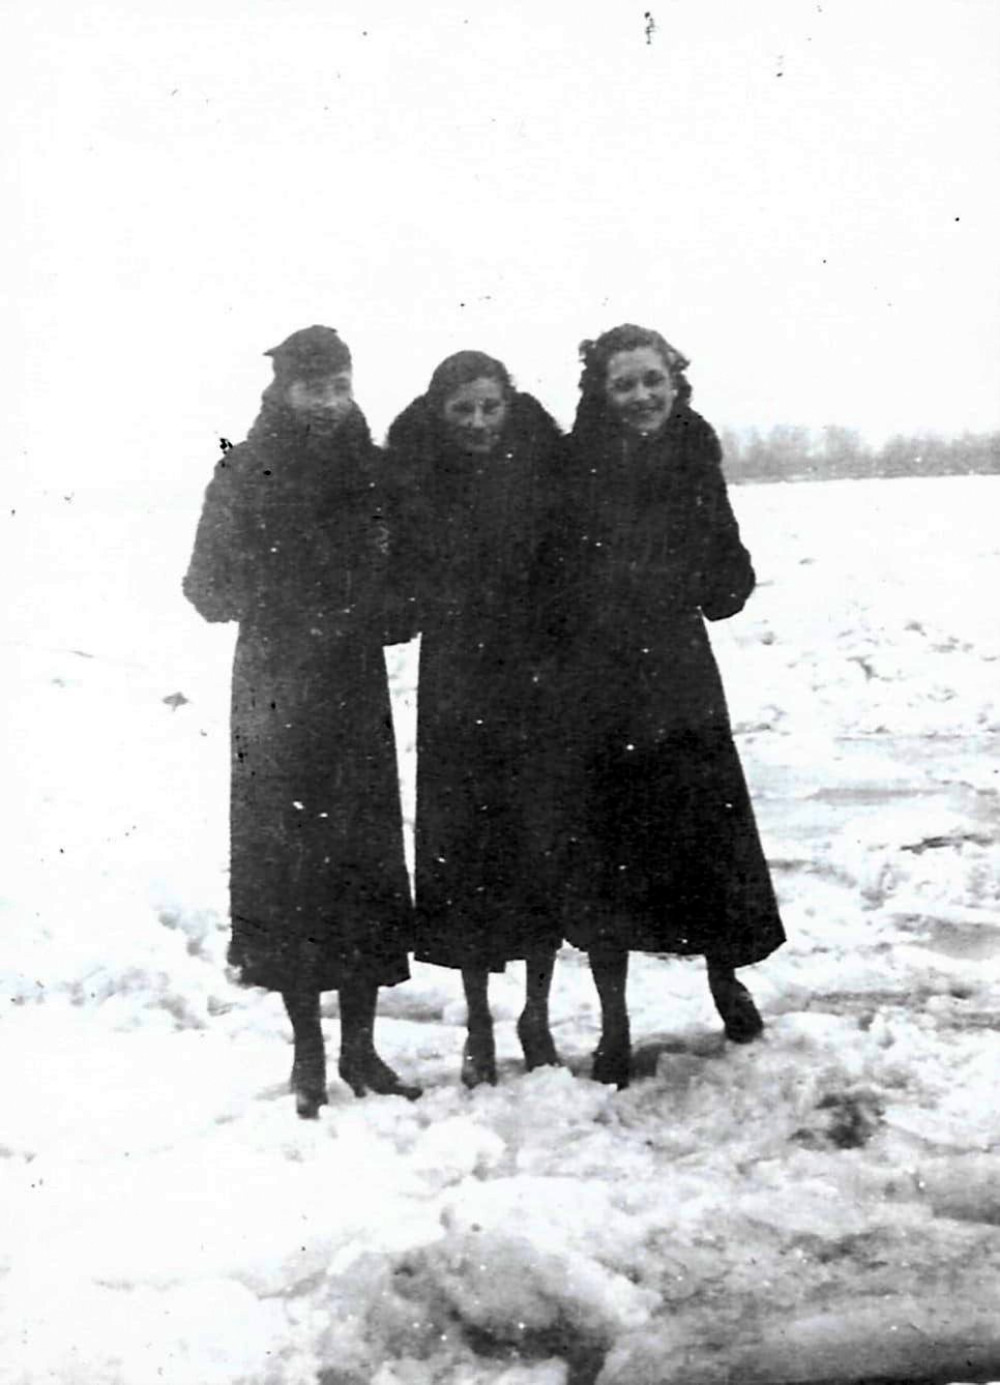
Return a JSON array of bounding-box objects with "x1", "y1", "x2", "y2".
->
[
  {"x1": 573, "y1": 323, "x2": 692, "y2": 436},
  {"x1": 425, "y1": 350, "x2": 513, "y2": 419}
]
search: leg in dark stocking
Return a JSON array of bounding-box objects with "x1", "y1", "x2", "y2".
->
[
  {"x1": 282, "y1": 987, "x2": 328, "y2": 1119},
  {"x1": 706, "y1": 957, "x2": 764, "y2": 1043},
  {"x1": 589, "y1": 945, "x2": 631, "y2": 1089},
  {"x1": 461, "y1": 967, "x2": 496, "y2": 1088},
  {"x1": 338, "y1": 981, "x2": 422, "y2": 1100},
  {"x1": 517, "y1": 949, "x2": 560, "y2": 1071}
]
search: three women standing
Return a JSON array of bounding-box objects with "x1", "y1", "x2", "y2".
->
[
  {"x1": 184, "y1": 326, "x2": 420, "y2": 1115},
  {"x1": 186, "y1": 322, "x2": 784, "y2": 1111}
]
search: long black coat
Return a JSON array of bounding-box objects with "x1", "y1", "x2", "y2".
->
[
  {"x1": 183, "y1": 399, "x2": 412, "y2": 992},
  {"x1": 548, "y1": 403, "x2": 785, "y2": 966},
  {"x1": 384, "y1": 393, "x2": 565, "y2": 971}
]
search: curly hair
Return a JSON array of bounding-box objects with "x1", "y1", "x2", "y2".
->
[{"x1": 573, "y1": 324, "x2": 692, "y2": 435}]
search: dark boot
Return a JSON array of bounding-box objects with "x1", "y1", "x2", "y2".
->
[
  {"x1": 591, "y1": 1026, "x2": 631, "y2": 1089},
  {"x1": 461, "y1": 1029, "x2": 498, "y2": 1088},
  {"x1": 589, "y1": 945, "x2": 631, "y2": 1089},
  {"x1": 517, "y1": 948, "x2": 560, "y2": 1071},
  {"x1": 338, "y1": 982, "x2": 422, "y2": 1100},
  {"x1": 706, "y1": 959, "x2": 764, "y2": 1044},
  {"x1": 517, "y1": 1013, "x2": 559, "y2": 1071},
  {"x1": 283, "y1": 987, "x2": 328, "y2": 1119},
  {"x1": 461, "y1": 967, "x2": 497, "y2": 1088}
]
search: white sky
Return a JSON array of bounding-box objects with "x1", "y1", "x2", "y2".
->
[{"x1": 4, "y1": 0, "x2": 999, "y2": 494}]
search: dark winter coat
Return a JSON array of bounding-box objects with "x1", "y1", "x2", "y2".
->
[
  {"x1": 547, "y1": 402, "x2": 785, "y2": 966},
  {"x1": 383, "y1": 392, "x2": 566, "y2": 971},
  {"x1": 183, "y1": 397, "x2": 412, "y2": 992}
]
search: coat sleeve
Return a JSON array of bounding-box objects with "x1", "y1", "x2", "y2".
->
[
  {"x1": 380, "y1": 404, "x2": 437, "y2": 641},
  {"x1": 522, "y1": 446, "x2": 591, "y2": 673},
  {"x1": 182, "y1": 453, "x2": 253, "y2": 623},
  {"x1": 371, "y1": 468, "x2": 423, "y2": 645},
  {"x1": 690, "y1": 426, "x2": 756, "y2": 621}
]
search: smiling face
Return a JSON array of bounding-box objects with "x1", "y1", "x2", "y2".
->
[
  {"x1": 441, "y1": 377, "x2": 510, "y2": 456},
  {"x1": 285, "y1": 371, "x2": 355, "y2": 436},
  {"x1": 603, "y1": 346, "x2": 677, "y2": 437}
]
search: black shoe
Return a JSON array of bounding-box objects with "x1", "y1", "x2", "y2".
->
[
  {"x1": 293, "y1": 1086, "x2": 328, "y2": 1119},
  {"x1": 517, "y1": 1011, "x2": 560, "y2": 1072},
  {"x1": 461, "y1": 1026, "x2": 498, "y2": 1088},
  {"x1": 339, "y1": 1050, "x2": 422, "y2": 1101},
  {"x1": 591, "y1": 1031, "x2": 631, "y2": 1090},
  {"x1": 289, "y1": 1057, "x2": 329, "y2": 1119},
  {"x1": 708, "y1": 966, "x2": 765, "y2": 1044}
]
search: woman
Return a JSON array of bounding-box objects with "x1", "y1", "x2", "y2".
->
[
  {"x1": 553, "y1": 324, "x2": 785, "y2": 1088},
  {"x1": 384, "y1": 351, "x2": 565, "y2": 1087},
  {"x1": 183, "y1": 325, "x2": 420, "y2": 1117}
]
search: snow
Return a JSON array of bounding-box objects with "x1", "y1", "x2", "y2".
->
[{"x1": 1, "y1": 475, "x2": 999, "y2": 1384}]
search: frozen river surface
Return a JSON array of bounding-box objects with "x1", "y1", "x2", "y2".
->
[{"x1": 1, "y1": 475, "x2": 998, "y2": 1384}]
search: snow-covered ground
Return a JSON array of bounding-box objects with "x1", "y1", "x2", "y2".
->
[{"x1": 1, "y1": 475, "x2": 998, "y2": 1385}]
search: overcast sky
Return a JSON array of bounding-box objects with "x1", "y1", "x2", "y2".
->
[{"x1": 5, "y1": 0, "x2": 999, "y2": 494}]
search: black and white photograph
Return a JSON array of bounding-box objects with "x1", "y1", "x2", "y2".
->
[{"x1": 3, "y1": 2, "x2": 999, "y2": 1381}]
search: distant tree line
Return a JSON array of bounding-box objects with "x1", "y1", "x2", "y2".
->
[{"x1": 719, "y1": 425, "x2": 1000, "y2": 484}]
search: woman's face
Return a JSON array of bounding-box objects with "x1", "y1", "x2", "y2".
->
[
  {"x1": 286, "y1": 372, "x2": 354, "y2": 436},
  {"x1": 441, "y1": 377, "x2": 509, "y2": 456},
  {"x1": 604, "y1": 346, "x2": 676, "y2": 436}
]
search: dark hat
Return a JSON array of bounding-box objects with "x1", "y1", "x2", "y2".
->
[{"x1": 264, "y1": 325, "x2": 352, "y2": 381}]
